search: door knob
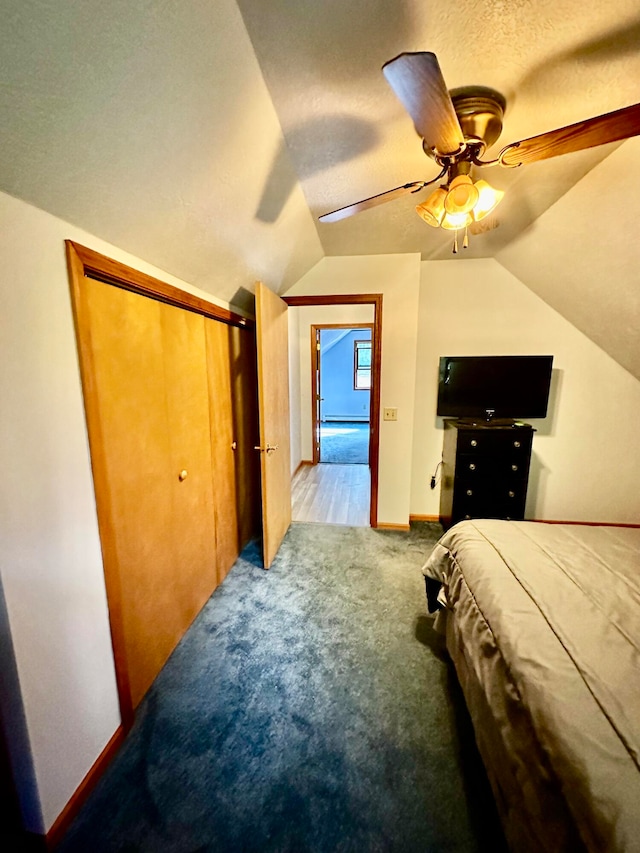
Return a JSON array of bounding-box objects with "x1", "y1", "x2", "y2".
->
[
  {"x1": 254, "y1": 444, "x2": 279, "y2": 454},
  {"x1": 231, "y1": 441, "x2": 237, "y2": 450},
  {"x1": 178, "y1": 469, "x2": 188, "y2": 481}
]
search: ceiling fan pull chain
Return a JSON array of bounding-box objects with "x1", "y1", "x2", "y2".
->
[
  {"x1": 452, "y1": 231, "x2": 459, "y2": 254},
  {"x1": 463, "y1": 227, "x2": 469, "y2": 249}
]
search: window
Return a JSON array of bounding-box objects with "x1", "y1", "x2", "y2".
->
[{"x1": 354, "y1": 339, "x2": 371, "y2": 390}]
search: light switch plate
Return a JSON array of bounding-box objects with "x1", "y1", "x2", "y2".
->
[{"x1": 383, "y1": 407, "x2": 398, "y2": 421}]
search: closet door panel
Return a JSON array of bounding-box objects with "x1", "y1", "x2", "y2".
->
[
  {"x1": 82, "y1": 283, "x2": 219, "y2": 711},
  {"x1": 160, "y1": 304, "x2": 218, "y2": 645},
  {"x1": 82, "y1": 280, "x2": 178, "y2": 709},
  {"x1": 205, "y1": 318, "x2": 239, "y2": 581}
]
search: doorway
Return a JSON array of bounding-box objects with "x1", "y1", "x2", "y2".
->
[
  {"x1": 313, "y1": 325, "x2": 372, "y2": 465},
  {"x1": 284, "y1": 295, "x2": 382, "y2": 528}
]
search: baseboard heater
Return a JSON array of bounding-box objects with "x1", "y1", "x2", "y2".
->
[{"x1": 322, "y1": 416, "x2": 369, "y2": 423}]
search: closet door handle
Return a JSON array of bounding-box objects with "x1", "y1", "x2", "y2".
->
[{"x1": 178, "y1": 469, "x2": 188, "y2": 481}]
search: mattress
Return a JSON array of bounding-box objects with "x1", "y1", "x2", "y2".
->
[{"x1": 422, "y1": 519, "x2": 640, "y2": 852}]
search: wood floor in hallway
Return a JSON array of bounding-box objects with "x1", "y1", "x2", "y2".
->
[{"x1": 291, "y1": 463, "x2": 370, "y2": 526}]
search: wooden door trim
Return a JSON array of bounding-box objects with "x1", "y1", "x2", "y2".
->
[
  {"x1": 66, "y1": 241, "x2": 252, "y2": 328},
  {"x1": 311, "y1": 326, "x2": 320, "y2": 465},
  {"x1": 66, "y1": 247, "x2": 135, "y2": 729},
  {"x1": 283, "y1": 294, "x2": 382, "y2": 528},
  {"x1": 311, "y1": 323, "x2": 374, "y2": 467}
]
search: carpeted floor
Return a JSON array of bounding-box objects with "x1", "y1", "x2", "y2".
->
[
  {"x1": 320, "y1": 422, "x2": 369, "y2": 464},
  {"x1": 58, "y1": 522, "x2": 506, "y2": 853}
]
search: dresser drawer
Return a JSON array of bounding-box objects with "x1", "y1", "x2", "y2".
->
[
  {"x1": 456, "y1": 429, "x2": 533, "y2": 456},
  {"x1": 455, "y1": 454, "x2": 530, "y2": 481},
  {"x1": 452, "y1": 486, "x2": 527, "y2": 523}
]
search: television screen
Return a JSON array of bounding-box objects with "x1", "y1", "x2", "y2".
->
[{"x1": 437, "y1": 355, "x2": 553, "y2": 420}]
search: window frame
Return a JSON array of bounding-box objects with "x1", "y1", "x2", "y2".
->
[{"x1": 353, "y1": 339, "x2": 372, "y2": 390}]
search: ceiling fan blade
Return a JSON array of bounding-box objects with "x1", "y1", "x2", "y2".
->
[
  {"x1": 500, "y1": 102, "x2": 640, "y2": 167},
  {"x1": 382, "y1": 52, "x2": 464, "y2": 156},
  {"x1": 318, "y1": 181, "x2": 428, "y2": 223}
]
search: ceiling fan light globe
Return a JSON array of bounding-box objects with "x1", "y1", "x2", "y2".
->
[
  {"x1": 472, "y1": 180, "x2": 504, "y2": 221},
  {"x1": 444, "y1": 175, "x2": 479, "y2": 215},
  {"x1": 441, "y1": 211, "x2": 473, "y2": 231},
  {"x1": 415, "y1": 187, "x2": 447, "y2": 227}
]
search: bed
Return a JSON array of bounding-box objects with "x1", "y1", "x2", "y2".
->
[{"x1": 422, "y1": 519, "x2": 640, "y2": 853}]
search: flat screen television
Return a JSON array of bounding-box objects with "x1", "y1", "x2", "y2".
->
[{"x1": 437, "y1": 355, "x2": 553, "y2": 421}]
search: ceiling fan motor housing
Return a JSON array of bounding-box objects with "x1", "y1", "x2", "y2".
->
[{"x1": 423, "y1": 85, "x2": 507, "y2": 161}]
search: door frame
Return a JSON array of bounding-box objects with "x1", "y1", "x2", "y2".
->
[
  {"x1": 310, "y1": 323, "x2": 374, "y2": 465},
  {"x1": 283, "y1": 294, "x2": 382, "y2": 528}
]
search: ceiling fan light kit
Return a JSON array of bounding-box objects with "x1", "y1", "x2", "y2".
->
[
  {"x1": 415, "y1": 174, "x2": 504, "y2": 251},
  {"x1": 319, "y1": 51, "x2": 640, "y2": 253}
]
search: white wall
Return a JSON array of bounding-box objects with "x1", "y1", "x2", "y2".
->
[
  {"x1": 412, "y1": 258, "x2": 640, "y2": 523},
  {"x1": 0, "y1": 191, "x2": 245, "y2": 832},
  {"x1": 284, "y1": 254, "x2": 421, "y2": 525},
  {"x1": 321, "y1": 329, "x2": 371, "y2": 422}
]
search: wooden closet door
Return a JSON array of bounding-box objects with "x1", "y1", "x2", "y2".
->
[
  {"x1": 205, "y1": 318, "x2": 238, "y2": 581},
  {"x1": 80, "y1": 279, "x2": 217, "y2": 713},
  {"x1": 160, "y1": 304, "x2": 218, "y2": 649}
]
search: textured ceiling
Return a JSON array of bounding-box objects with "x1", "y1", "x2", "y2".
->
[
  {"x1": 2, "y1": 0, "x2": 640, "y2": 344},
  {"x1": 0, "y1": 0, "x2": 324, "y2": 308},
  {"x1": 236, "y1": 0, "x2": 640, "y2": 259}
]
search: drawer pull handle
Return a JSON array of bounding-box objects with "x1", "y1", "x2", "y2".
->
[
  {"x1": 464, "y1": 514, "x2": 471, "y2": 520},
  {"x1": 511, "y1": 464, "x2": 518, "y2": 472},
  {"x1": 513, "y1": 440, "x2": 521, "y2": 448},
  {"x1": 468, "y1": 463, "x2": 476, "y2": 471},
  {"x1": 508, "y1": 490, "x2": 516, "y2": 498},
  {"x1": 466, "y1": 489, "x2": 473, "y2": 496},
  {"x1": 470, "y1": 439, "x2": 477, "y2": 447}
]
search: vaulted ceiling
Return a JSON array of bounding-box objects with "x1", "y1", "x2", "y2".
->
[
  {"x1": 236, "y1": 0, "x2": 640, "y2": 261},
  {"x1": 2, "y1": 0, "x2": 640, "y2": 374}
]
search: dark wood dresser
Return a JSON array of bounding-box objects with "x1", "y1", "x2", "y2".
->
[{"x1": 439, "y1": 419, "x2": 534, "y2": 529}]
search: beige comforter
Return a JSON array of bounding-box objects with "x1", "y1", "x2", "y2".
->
[{"x1": 423, "y1": 519, "x2": 640, "y2": 852}]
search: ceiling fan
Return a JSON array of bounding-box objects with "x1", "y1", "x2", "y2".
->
[{"x1": 319, "y1": 52, "x2": 640, "y2": 251}]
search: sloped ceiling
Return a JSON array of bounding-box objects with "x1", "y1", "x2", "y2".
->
[
  {"x1": 0, "y1": 0, "x2": 323, "y2": 308},
  {"x1": 1, "y1": 1, "x2": 640, "y2": 373},
  {"x1": 497, "y1": 135, "x2": 640, "y2": 379},
  {"x1": 236, "y1": 0, "x2": 640, "y2": 261}
]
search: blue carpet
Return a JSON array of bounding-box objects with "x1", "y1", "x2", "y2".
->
[
  {"x1": 320, "y1": 422, "x2": 369, "y2": 464},
  {"x1": 58, "y1": 522, "x2": 505, "y2": 853}
]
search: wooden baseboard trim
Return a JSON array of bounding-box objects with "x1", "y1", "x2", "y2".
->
[
  {"x1": 409, "y1": 514, "x2": 441, "y2": 524},
  {"x1": 376, "y1": 522, "x2": 411, "y2": 531},
  {"x1": 46, "y1": 724, "x2": 125, "y2": 849}
]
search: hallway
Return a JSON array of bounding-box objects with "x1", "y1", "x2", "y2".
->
[{"x1": 291, "y1": 463, "x2": 370, "y2": 526}]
